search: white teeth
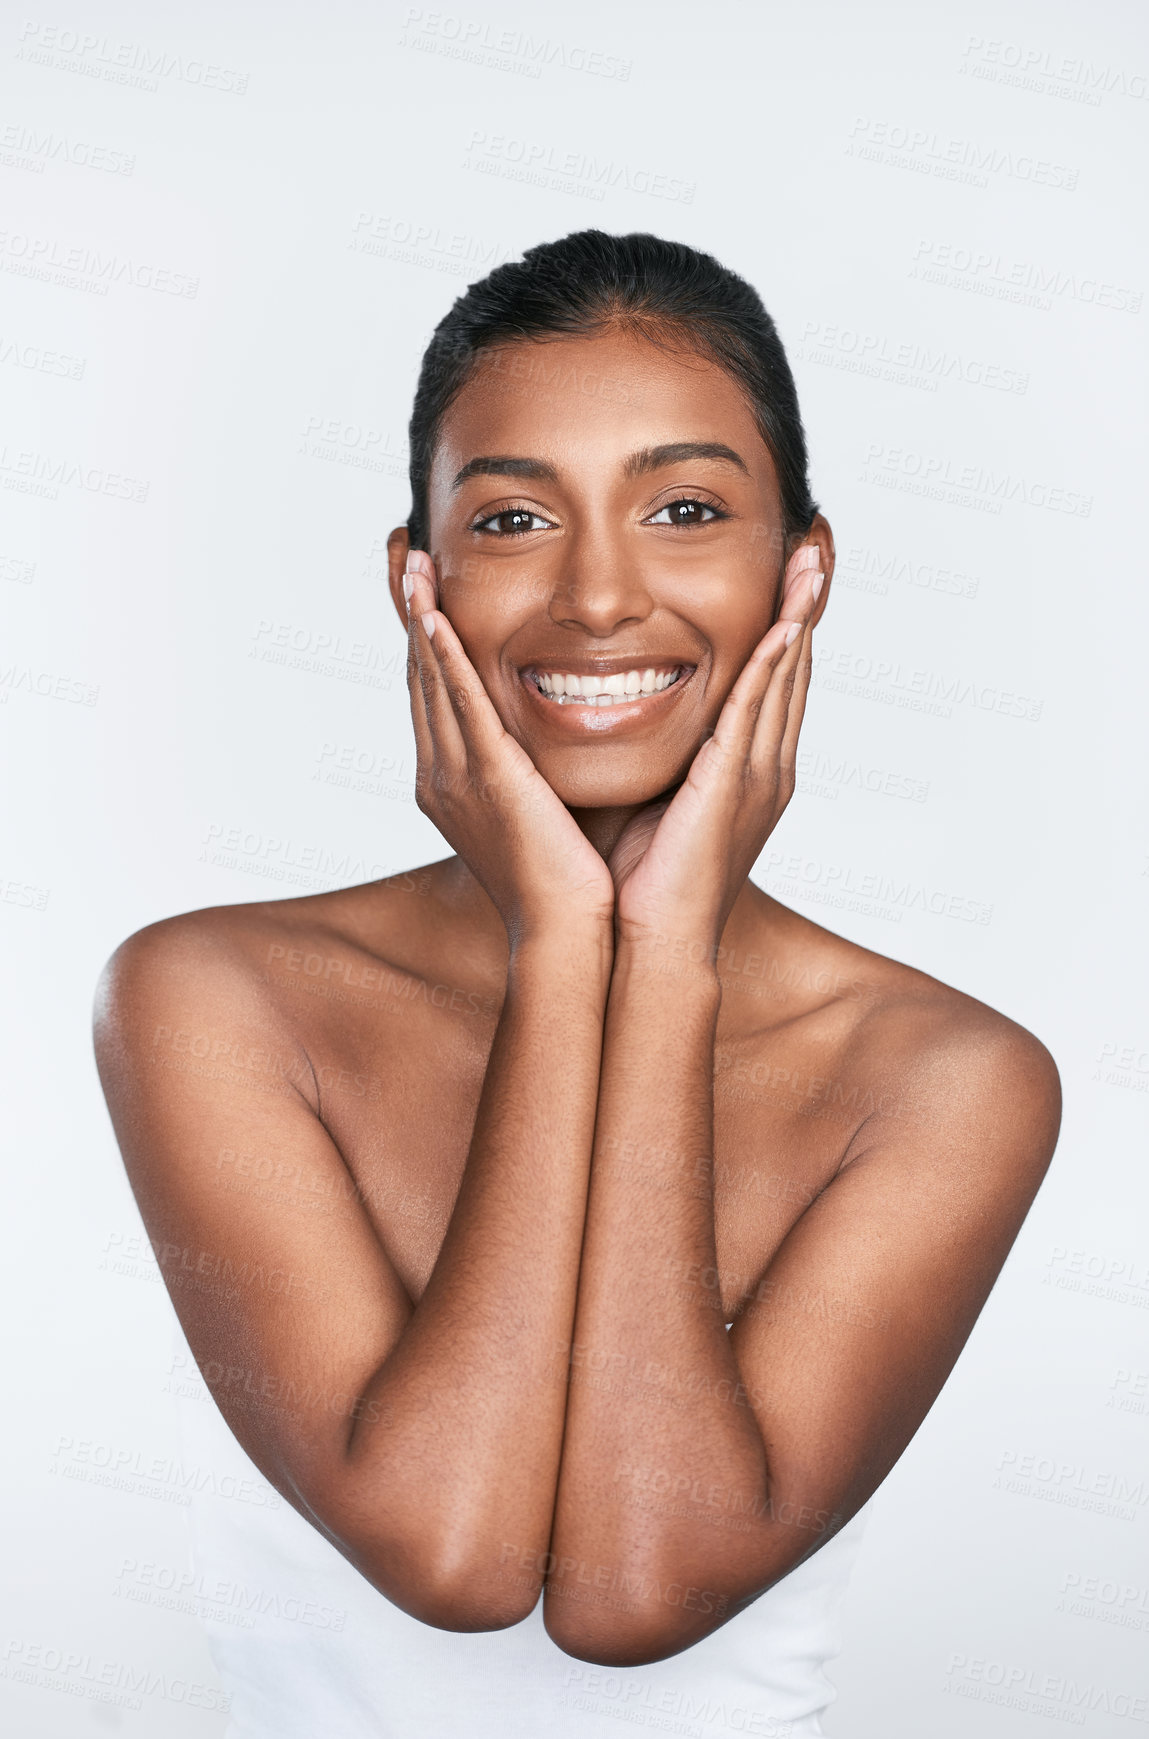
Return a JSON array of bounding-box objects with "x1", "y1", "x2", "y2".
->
[{"x1": 532, "y1": 667, "x2": 684, "y2": 705}]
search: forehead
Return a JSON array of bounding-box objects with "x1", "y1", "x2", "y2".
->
[{"x1": 429, "y1": 327, "x2": 778, "y2": 496}]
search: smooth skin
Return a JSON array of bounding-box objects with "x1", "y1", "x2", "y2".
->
[{"x1": 94, "y1": 328, "x2": 1060, "y2": 1669}]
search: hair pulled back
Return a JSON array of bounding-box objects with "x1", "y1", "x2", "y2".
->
[{"x1": 406, "y1": 229, "x2": 817, "y2": 551}]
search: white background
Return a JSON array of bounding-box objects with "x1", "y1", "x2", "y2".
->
[{"x1": 3, "y1": 0, "x2": 1148, "y2": 1733}]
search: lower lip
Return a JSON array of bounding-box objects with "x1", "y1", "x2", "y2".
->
[{"x1": 518, "y1": 668, "x2": 696, "y2": 731}]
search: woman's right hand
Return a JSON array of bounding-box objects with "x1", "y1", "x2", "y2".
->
[{"x1": 403, "y1": 550, "x2": 616, "y2": 945}]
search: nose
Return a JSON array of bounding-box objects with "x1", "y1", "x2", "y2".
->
[{"x1": 547, "y1": 533, "x2": 654, "y2": 636}]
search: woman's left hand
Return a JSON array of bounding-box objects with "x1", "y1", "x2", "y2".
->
[{"x1": 609, "y1": 546, "x2": 822, "y2": 953}]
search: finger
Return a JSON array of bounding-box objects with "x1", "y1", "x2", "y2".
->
[
  {"x1": 404, "y1": 552, "x2": 512, "y2": 768},
  {"x1": 745, "y1": 550, "x2": 822, "y2": 763},
  {"x1": 405, "y1": 572, "x2": 433, "y2": 747},
  {"x1": 409, "y1": 596, "x2": 467, "y2": 766},
  {"x1": 407, "y1": 652, "x2": 436, "y2": 797},
  {"x1": 749, "y1": 609, "x2": 812, "y2": 773},
  {"x1": 777, "y1": 617, "x2": 814, "y2": 778},
  {"x1": 417, "y1": 603, "x2": 510, "y2": 763},
  {"x1": 776, "y1": 543, "x2": 822, "y2": 624},
  {"x1": 709, "y1": 616, "x2": 801, "y2": 764},
  {"x1": 402, "y1": 553, "x2": 466, "y2": 768},
  {"x1": 712, "y1": 545, "x2": 822, "y2": 761}
]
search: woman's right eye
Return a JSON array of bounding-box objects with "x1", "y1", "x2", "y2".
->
[{"x1": 472, "y1": 507, "x2": 553, "y2": 536}]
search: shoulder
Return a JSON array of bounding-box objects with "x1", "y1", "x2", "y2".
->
[
  {"x1": 93, "y1": 891, "x2": 363, "y2": 1075},
  {"x1": 755, "y1": 902, "x2": 1061, "y2": 1174},
  {"x1": 96, "y1": 899, "x2": 290, "y2": 1019},
  {"x1": 93, "y1": 871, "x2": 449, "y2": 1082},
  {"x1": 95, "y1": 875, "x2": 420, "y2": 1013},
  {"x1": 842, "y1": 946, "x2": 1061, "y2": 1182}
]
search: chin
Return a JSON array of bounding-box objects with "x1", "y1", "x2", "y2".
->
[{"x1": 536, "y1": 761, "x2": 685, "y2": 812}]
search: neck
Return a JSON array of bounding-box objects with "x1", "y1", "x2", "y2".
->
[{"x1": 567, "y1": 803, "x2": 648, "y2": 861}]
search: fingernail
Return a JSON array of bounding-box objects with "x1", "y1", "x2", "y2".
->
[
  {"x1": 792, "y1": 545, "x2": 821, "y2": 572},
  {"x1": 812, "y1": 571, "x2": 825, "y2": 602},
  {"x1": 784, "y1": 621, "x2": 802, "y2": 646},
  {"x1": 402, "y1": 573, "x2": 415, "y2": 603},
  {"x1": 406, "y1": 549, "x2": 432, "y2": 576},
  {"x1": 420, "y1": 612, "x2": 436, "y2": 639}
]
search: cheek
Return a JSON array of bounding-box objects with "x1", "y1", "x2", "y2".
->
[
  {"x1": 436, "y1": 577, "x2": 518, "y2": 676},
  {"x1": 439, "y1": 548, "x2": 551, "y2": 639},
  {"x1": 697, "y1": 581, "x2": 778, "y2": 666},
  {"x1": 437, "y1": 546, "x2": 506, "y2": 602}
]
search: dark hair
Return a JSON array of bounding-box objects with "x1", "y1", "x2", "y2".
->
[{"x1": 406, "y1": 230, "x2": 818, "y2": 552}]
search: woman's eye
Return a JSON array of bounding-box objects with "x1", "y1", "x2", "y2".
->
[
  {"x1": 647, "y1": 498, "x2": 723, "y2": 527},
  {"x1": 473, "y1": 507, "x2": 552, "y2": 536}
]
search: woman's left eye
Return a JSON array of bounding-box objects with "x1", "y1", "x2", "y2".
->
[
  {"x1": 647, "y1": 498, "x2": 724, "y2": 527},
  {"x1": 473, "y1": 507, "x2": 552, "y2": 535}
]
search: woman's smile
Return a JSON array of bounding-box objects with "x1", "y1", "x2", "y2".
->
[{"x1": 517, "y1": 657, "x2": 698, "y2": 731}]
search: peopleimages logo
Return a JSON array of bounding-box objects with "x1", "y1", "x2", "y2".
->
[
  {"x1": 0, "y1": 121, "x2": 135, "y2": 175},
  {"x1": 0, "y1": 229, "x2": 199, "y2": 298},
  {"x1": 796, "y1": 320, "x2": 1027, "y2": 396},
  {"x1": 847, "y1": 116, "x2": 1079, "y2": 191},
  {"x1": 944, "y1": 1652, "x2": 1149, "y2": 1723},
  {"x1": 910, "y1": 239, "x2": 1142, "y2": 314},
  {"x1": 463, "y1": 132, "x2": 696, "y2": 205},
  {"x1": 15, "y1": 20, "x2": 250, "y2": 94},
  {"x1": 761, "y1": 848, "x2": 993, "y2": 927},
  {"x1": 838, "y1": 544, "x2": 980, "y2": 601},
  {"x1": 0, "y1": 443, "x2": 148, "y2": 502},
  {"x1": 399, "y1": 9, "x2": 632, "y2": 81},
  {"x1": 348, "y1": 211, "x2": 519, "y2": 279},
  {"x1": 1, "y1": 1638, "x2": 231, "y2": 1715},
  {"x1": 811, "y1": 642, "x2": 1044, "y2": 724},
  {"x1": 859, "y1": 443, "x2": 1092, "y2": 518},
  {"x1": 959, "y1": 35, "x2": 1148, "y2": 104}
]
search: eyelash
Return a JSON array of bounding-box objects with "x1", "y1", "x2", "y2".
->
[{"x1": 470, "y1": 495, "x2": 730, "y2": 536}]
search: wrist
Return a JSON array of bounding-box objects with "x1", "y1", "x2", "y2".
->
[
  {"x1": 612, "y1": 927, "x2": 722, "y2": 999},
  {"x1": 508, "y1": 922, "x2": 614, "y2": 993}
]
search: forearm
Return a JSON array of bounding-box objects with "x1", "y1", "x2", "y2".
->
[
  {"x1": 546, "y1": 936, "x2": 773, "y2": 1657},
  {"x1": 345, "y1": 926, "x2": 612, "y2": 1621}
]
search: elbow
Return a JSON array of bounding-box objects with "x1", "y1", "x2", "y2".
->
[
  {"x1": 542, "y1": 1578, "x2": 737, "y2": 1668},
  {"x1": 347, "y1": 1532, "x2": 543, "y2": 1634},
  {"x1": 296, "y1": 1474, "x2": 544, "y2": 1633},
  {"x1": 400, "y1": 1566, "x2": 542, "y2": 1635}
]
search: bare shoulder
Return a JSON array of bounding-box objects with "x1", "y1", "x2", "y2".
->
[
  {"x1": 94, "y1": 891, "x2": 324, "y2": 1021},
  {"x1": 97, "y1": 869, "x2": 438, "y2": 999},
  {"x1": 92, "y1": 873, "x2": 438, "y2": 1089},
  {"x1": 752, "y1": 900, "x2": 1062, "y2": 1184},
  {"x1": 832, "y1": 926, "x2": 1062, "y2": 1179}
]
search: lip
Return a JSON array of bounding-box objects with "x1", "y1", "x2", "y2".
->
[{"x1": 517, "y1": 661, "x2": 698, "y2": 730}]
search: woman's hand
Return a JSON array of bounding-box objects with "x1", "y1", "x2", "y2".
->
[
  {"x1": 608, "y1": 545, "x2": 823, "y2": 953},
  {"x1": 403, "y1": 551, "x2": 616, "y2": 944}
]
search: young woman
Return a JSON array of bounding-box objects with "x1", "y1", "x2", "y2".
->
[{"x1": 94, "y1": 231, "x2": 1061, "y2": 1737}]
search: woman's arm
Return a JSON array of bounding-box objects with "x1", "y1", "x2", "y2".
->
[
  {"x1": 542, "y1": 555, "x2": 1061, "y2": 1665},
  {"x1": 545, "y1": 955, "x2": 1060, "y2": 1667},
  {"x1": 97, "y1": 911, "x2": 608, "y2": 1632},
  {"x1": 95, "y1": 558, "x2": 617, "y2": 1634}
]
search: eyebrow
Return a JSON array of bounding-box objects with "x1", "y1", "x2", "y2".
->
[
  {"x1": 625, "y1": 441, "x2": 749, "y2": 478},
  {"x1": 450, "y1": 441, "x2": 749, "y2": 492}
]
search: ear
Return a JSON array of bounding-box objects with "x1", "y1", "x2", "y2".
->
[
  {"x1": 386, "y1": 525, "x2": 412, "y2": 632},
  {"x1": 806, "y1": 513, "x2": 835, "y2": 628}
]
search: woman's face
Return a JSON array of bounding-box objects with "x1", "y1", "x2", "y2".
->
[{"x1": 397, "y1": 327, "x2": 831, "y2": 810}]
